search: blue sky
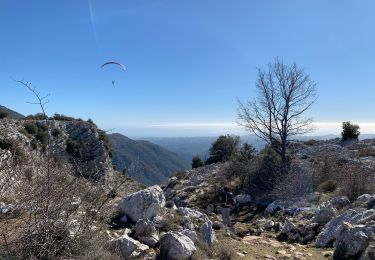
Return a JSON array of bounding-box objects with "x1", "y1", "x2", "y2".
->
[{"x1": 1, "y1": 0, "x2": 375, "y2": 137}]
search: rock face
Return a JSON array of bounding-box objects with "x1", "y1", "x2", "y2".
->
[
  {"x1": 159, "y1": 232, "x2": 196, "y2": 260},
  {"x1": 0, "y1": 119, "x2": 113, "y2": 181},
  {"x1": 315, "y1": 209, "x2": 375, "y2": 248},
  {"x1": 316, "y1": 210, "x2": 358, "y2": 247},
  {"x1": 133, "y1": 219, "x2": 159, "y2": 247},
  {"x1": 113, "y1": 233, "x2": 149, "y2": 259},
  {"x1": 313, "y1": 207, "x2": 337, "y2": 225},
  {"x1": 333, "y1": 222, "x2": 374, "y2": 259},
  {"x1": 119, "y1": 185, "x2": 165, "y2": 222}
]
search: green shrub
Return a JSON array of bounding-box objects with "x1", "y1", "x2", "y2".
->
[
  {"x1": 205, "y1": 135, "x2": 240, "y2": 165},
  {"x1": 0, "y1": 110, "x2": 9, "y2": 119},
  {"x1": 25, "y1": 113, "x2": 48, "y2": 120},
  {"x1": 0, "y1": 138, "x2": 14, "y2": 150},
  {"x1": 237, "y1": 142, "x2": 256, "y2": 162},
  {"x1": 24, "y1": 122, "x2": 38, "y2": 135},
  {"x1": 319, "y1": 180, "x2": 337, "y2": 193},
  {"x1": 66, "y1": 138, "x2": 82, "y2": 158},
  {"x1": 192, "y1": 155, "x2": 203, "y2": 169},
  {"x1": 52, "y1": 113, "x2": 75, "y2": 121},
  {"x1": 342, "y1": 121, "x2": 360, "y2": 141},
  {"x1": 52, "y1": 128, "x2": 62, "y2": 137},
  {"x1": 98, "y1": 130, "x2": 112, "y2": 158}
]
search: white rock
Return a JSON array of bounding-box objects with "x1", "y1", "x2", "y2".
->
[
  {"x1": 177, "y1": 207, "x2": 209, "y2": 222},
  {"x1": 181, "y1": 229, "x2": 198, "y2": 242},
  {"x1": 118, "y1": 185, "x2": 165, "y2": 222},
  {"x1": 159, "y1": 232, "x2": 196, "y2": 260},
  {"x1": 113, "y1": 233, "x2": 149, "y2": 259},
  {"x1": 133, "y1": 219, "x2": 159, "y2": 248},
  {"x1": 357, "y1": 194, "x2": 373, "y2": 203}
]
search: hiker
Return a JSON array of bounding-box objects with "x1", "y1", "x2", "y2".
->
[{"x1": 220, "y1": 186, "x2": 234, "y2": 227}]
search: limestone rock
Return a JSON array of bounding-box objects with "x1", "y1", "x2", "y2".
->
[
  {"x1": 118, "y1": 185, "x2": 165, "y2": 222},
  {"x1": 313, "y1": 207, "x2": 337, "y2": 224},
  {"x1": 133, "y1": 219, "x2": 159, "y2": 248},
  {"x1": 333, "y1": 222, "x2": 374, "y2": 259},
  {"x1": 159, "y1": 232, "x2": 196, "y2": 260},
  {"x1": 113, "y1": 233, "x2": 149, "y2": 259}
]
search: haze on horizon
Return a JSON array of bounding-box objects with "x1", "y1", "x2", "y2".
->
[{"x1": 1, "y1": 0, "x2": 375, "y2": 138}]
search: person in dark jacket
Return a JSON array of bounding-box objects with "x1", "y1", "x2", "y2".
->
[{"x1": 220, "y1": 187, "x2": 234, "y2": 227}]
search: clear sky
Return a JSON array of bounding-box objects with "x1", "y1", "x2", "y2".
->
[{"x1": 1, "y1": 0, "x2": 375, "y2": 137}]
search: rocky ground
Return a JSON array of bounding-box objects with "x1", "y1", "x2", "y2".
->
[{"x1": 3, "y1": 118, "x2": 375, "y2": 259}]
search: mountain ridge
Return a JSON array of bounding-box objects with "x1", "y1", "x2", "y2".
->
[{"x1": 109, "y1": 133, "x2": 190, "y2": 185}]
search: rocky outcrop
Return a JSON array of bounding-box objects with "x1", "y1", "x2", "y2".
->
[
  {"x1": 0, "y1": 119, "x2": 113, "y2": 181},
  {"x1": 113, "y1": 232, "x2": 149, "y2": 259},
  {"x1": 159, "y1": 232, "x2": 196, "y2": 260},
  {"x1": 312, "y1": 207, "x2": 337, "y2": 224},
  {"x1": 119, "y1": 185, "x2": 165, "y2": 222},
  {"x1": 333, "y1": 222, "x2": 374, "y2": 259},
  {"x1": 315, "y1": 209, "x2": 375, "y2": 248},
  {"x1": 133, "y1": 219, "x2": 159, "y2": 247}
]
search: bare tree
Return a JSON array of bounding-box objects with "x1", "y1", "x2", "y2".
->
[{"x1": 238, "y1": 59, "x2": 317, "y2": 173}]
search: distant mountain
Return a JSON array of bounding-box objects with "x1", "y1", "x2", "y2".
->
[
  {"x1": 142, "y1": 135, "x2": 266, "y2": 162},
  {"x1": 109, "y1": 133, "x2": 190, "y2": 185},
  {"x1": 0, "y1": 105, "x2": 24, "y2": 119}
]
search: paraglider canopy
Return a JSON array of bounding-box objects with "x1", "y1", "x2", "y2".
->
[{"x1": 101, "y1": 61, "x2": 127, "y2": 71}]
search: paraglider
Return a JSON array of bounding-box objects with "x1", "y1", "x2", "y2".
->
[
  {"x1": 101, "y1": 61, "x2": 126, "y2": 86},
  {"x1": 101, "y1": 61, "x2": 126, "y2": 71}
]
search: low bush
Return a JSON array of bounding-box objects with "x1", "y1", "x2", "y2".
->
[
  {"x1": 192, "y1": 155, "x2": 203, "y2": 169},
  {"x1": 52, "y1": 113, "x2": 76, "y2": 121},
  {"x1": 25, "y1": 113, "x2": 48, "y2": 120},
  {"x1": 272, "y1": 163, "x2": 314, "y2": 201},
  {"x1": 339, "y1": 164, "x2": 373, "y2": 200},
  {"x1": 66, "y1": 138, "x2": 83, "y2": 158},
  {"x1": 0, "y1": 138, "x2": 14, "y2": 150},
  {"x1": 318, "y1": 180, "x2": 337, "y2": 193},
  {"x1": 98, "y1": 130, "x2": 112, "y2": 158},
  {"x1": 0, "y1": 110, "x2": 9, "y2": 119}
]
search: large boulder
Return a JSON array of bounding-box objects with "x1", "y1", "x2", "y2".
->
[
  {"x1": 235, "y1": 194, "x2": 252, "y2": 204},
  {"x1": 159, "y1": 232, "x2": 196, "y2": 260},
  {"x1": 177, "y1": 207, "x2": 209, "y2": 222},
  {"x1": 133, "y1": 219, "x2": 159, "y2": 248},
  {"x1": 357, "y1": 194, "x2": 373, "y2": 203},
  {"x1": 320, "y1": 196, "x2": 350, "y2": 210},
  {"x1": 333, "y1": 222, "x2": 375, "y2": 259},
  {"x1": 118, "y1": 185, "x2": 165, "y2": 222},
  {"x1": 316, "y1": 210, "x2": 358, "y2": 247},
  {"x1": 265, "y1": 200, "x2": 290, "y2": 215},
  {"x1": 113, "y1": 233, "x2": 149, "y2": 259},
  {"x1": 315, "y1": 209, "x2": 375, "y2": 247},
  {"x1": 313, "y1": 207, "x2": 337, "y2": 225},
  {"x1": 199, "y1": 221, "x2": 216, "y2": 245}
]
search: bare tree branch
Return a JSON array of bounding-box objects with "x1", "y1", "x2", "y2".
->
[{"x1": 238, "y1": 59, "x2": 317, "y2": 173}]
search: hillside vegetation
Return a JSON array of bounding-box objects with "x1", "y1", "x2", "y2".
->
[
  {"x1": 109, "y1": 133, "x2": 190, "y2": 185},
  {"x1": 0, "y1": 105, "x2": 24, "y2": 119}
]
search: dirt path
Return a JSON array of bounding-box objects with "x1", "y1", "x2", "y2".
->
[{"x1": 217, "y1": 231, "x2": 332, "y2": 260}]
